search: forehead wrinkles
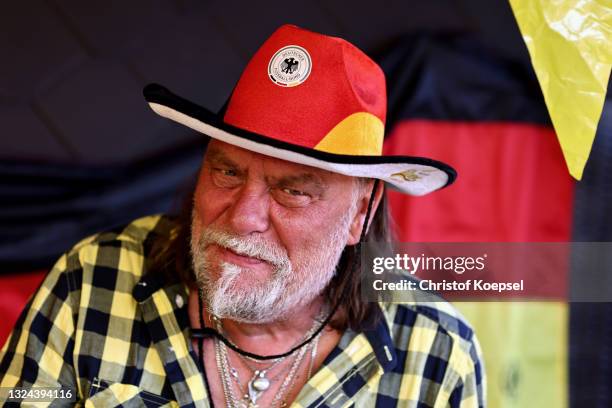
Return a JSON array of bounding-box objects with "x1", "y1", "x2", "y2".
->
[
  {"x1": 206, "y1": 144, "x2": 332, "y2": 189},
  {"x1": 205, "y1": 146, "x2": 245, "y2": 170},
  {"x1": 264, "y1": 172, "x2": 327, "y2": 189}
]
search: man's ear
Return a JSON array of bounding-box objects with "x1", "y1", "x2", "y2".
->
[{"x1": 346, "y1": 180, "x2": 384, "y2": 246}]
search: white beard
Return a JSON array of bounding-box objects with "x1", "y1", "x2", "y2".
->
[{"x1": 190, "y1": 200, "x2": 357, "y2": 323}]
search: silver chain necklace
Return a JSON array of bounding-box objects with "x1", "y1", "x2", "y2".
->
[
  {"x1": 270, "y1": 331, "x2": 321, "y2": 408},
  {"x1": 215, "y1": 330, "x2": 321, "y2": 408},
  {"x1": 213, "y1": 315, "x2": 323, "y2": 407}
]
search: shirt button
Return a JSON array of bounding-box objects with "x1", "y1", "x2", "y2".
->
[{"x1": 175, "y1": 294, "x2": 184, "y2": 308}]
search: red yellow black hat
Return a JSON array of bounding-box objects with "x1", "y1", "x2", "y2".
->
[{"x1": 144, "y1": 24, "x2": 456, "y2": 195}]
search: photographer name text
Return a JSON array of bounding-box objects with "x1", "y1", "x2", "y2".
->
[{"x1": 372, "y1": 279, "x2": 524, "y2": 293}]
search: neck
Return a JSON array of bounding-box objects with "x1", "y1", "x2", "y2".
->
[{"x1": 188, "y1": 289, "x2": 327, "y2": 356}]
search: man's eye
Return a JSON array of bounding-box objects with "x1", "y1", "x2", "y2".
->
[
  {"x1": 271, "y1": 187, "x2": 315, "y2": 207},
  {"x1": 282, "y1": 188, "x2": 308, "y2": 196},
  {"x1": 215, "y1": 168, "x2": 237, "y2": 177},
  {"x1": 211, "y1": 167, "x2": 242, "y2": 188}
]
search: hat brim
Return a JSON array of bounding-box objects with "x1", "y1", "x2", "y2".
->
[{"x1": 143, "y1": 84, "x2": 456, "y2": 196}]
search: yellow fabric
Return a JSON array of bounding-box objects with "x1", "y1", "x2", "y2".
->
[
  {"x1": 509, "y1": 0, "x2": 612, "y2": 180},
  {"x1": 314, "y1": 112, "x2": 384, "y2": 155},
  {"x1": 456, "y1": 302, "x2": 567, "y2": 408}
]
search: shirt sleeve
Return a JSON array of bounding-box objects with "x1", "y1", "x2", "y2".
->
[{"x1": 0, "y1": 250, "x2": 80, "y2": 400}]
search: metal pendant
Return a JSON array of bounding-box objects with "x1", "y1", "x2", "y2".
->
[{"x1": 247, "y1": 370, "x2": 270, "y2": 405}]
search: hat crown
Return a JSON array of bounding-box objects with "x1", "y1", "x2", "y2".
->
[
  {"x1": 143, "y1": 24, "x2": 455, "y2": 196},
  {"x1": 223, "y1": 24, "x2": 387, "y2": 156}
]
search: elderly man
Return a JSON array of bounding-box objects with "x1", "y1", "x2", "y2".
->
[{"x1": 0, "y1": 25, "x2": 484, "y2": 407}]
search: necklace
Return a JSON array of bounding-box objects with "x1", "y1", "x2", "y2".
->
[
  {"x1": 213, "y1": 315, "x2": 288, "y2": 372},
  {"x1": 230, "y1": 355, "x2": 292, "y2": 402},
  {"x1": 213, "y1": 313, "x2": 323, "y2": 407},
  {"x1": 215, "y1": 335, "x2": 237, "y2": 407},
  {"x1": 212, "y1": 309, "x2": 323, "y2": 408},
  {"x1": 216, "y1": 330, "x2": 290, "y2": 406},
  {"x1": 269, "y1": 339, "x2": 310, "y2": 408},
  {"x1": 216, "y1": 332, "x2": 321, "y2": 408},
  {"x1": 270, "y1": 330, "x2": 322, "y2": 408},
  {"x1": 306, "y1": 329, "x2": 321, "y2": 381}
]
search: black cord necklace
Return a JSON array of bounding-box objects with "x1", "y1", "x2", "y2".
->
[{"x1": 192, "y1": 179, "x2": 379, "y2": 362}]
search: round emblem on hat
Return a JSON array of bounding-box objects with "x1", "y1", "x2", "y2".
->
[{"x1": 268, "y1": 45, "x2": 312, "y2": 87}]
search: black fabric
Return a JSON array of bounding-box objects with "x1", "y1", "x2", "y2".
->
[
  {"x1": 0, "y1": 142, "x2": 204, "y2": 273},
  {"x1": 374, "y1": 33, "x2": 551, "y2": 128},
  {"x1": 569, "y1": 94, "x2": 612, "y2": 408}
]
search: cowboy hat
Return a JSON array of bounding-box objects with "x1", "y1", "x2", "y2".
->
[{"x1": 143, "y1": 24, "x2": 456, "y2": 196}]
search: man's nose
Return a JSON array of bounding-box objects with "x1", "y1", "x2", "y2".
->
[{"x1": 227, "y1": 183, "x2": 270, "y2": 235}]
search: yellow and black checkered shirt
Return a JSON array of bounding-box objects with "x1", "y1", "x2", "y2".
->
[{"x1": 0, "y1": 215, "x2": 485, "y2": 407}]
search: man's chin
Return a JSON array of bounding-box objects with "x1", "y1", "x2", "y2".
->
[
  {"x1": 198, "y1": 262, "x2": 330, "y2": 324},
  {"x1": 211, "y1": 288, "x2": 325, "y2": 325},
  {"x1": 203, "y1": 285, "x2": 297, "y2": 323},
  {"x1": 208, "y1": 299, "x2": 286, "y2": 324}
]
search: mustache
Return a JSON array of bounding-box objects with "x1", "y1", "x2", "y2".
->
[{"x1": 197, "y1": 227, "x2": 291, "y2": 270}]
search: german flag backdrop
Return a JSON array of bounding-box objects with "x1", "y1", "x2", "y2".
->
[
  {"x1": 378, "y1": 33, "x2": 573, "y2": 408},
  {"x1": 1, "y1": 32, "x2": 610, "y2": 407},
  {"x1": 377, "y1": 33, "x2": 611, "y2": 408}
]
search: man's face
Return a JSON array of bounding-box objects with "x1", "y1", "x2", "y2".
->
[{"x1": 190, "y1": 140, "x2": 366, "y2": 323}]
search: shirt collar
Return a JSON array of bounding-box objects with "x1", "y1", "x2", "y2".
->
[
  {"x1": 133, "y1": 272, "x2": 171, "y2": 303},
  {"x1": 361, "y1": 303, "x2": 398, "y2": 373}
]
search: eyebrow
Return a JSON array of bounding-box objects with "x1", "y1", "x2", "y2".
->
[
  {"x1": 206, "y1": 148, "x2": 243, "y2": 170},
  {"x1": 206, "y1": 146, "x2": 327, "y2": 190},
  {"x1": 266, "y1": 173, "x2": 327, "y2": 190}
]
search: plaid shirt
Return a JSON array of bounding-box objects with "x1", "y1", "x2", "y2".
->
[{"x1": 0, "y1": 215, "x2": 485, "y2": 407}]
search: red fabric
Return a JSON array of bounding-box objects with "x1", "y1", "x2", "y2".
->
[
  {"x1": 0, "y1": 271, "x2": 46, "y2": 346},
  {"x1": 385, "y1": 120, "x2": 574, "y2": 242},
  {"x1": 384, "y1": 120, "x2": 575, "y2": 299},
  {"x1": 224, "y1": 24, "x2": 386, "y2": 148}
]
